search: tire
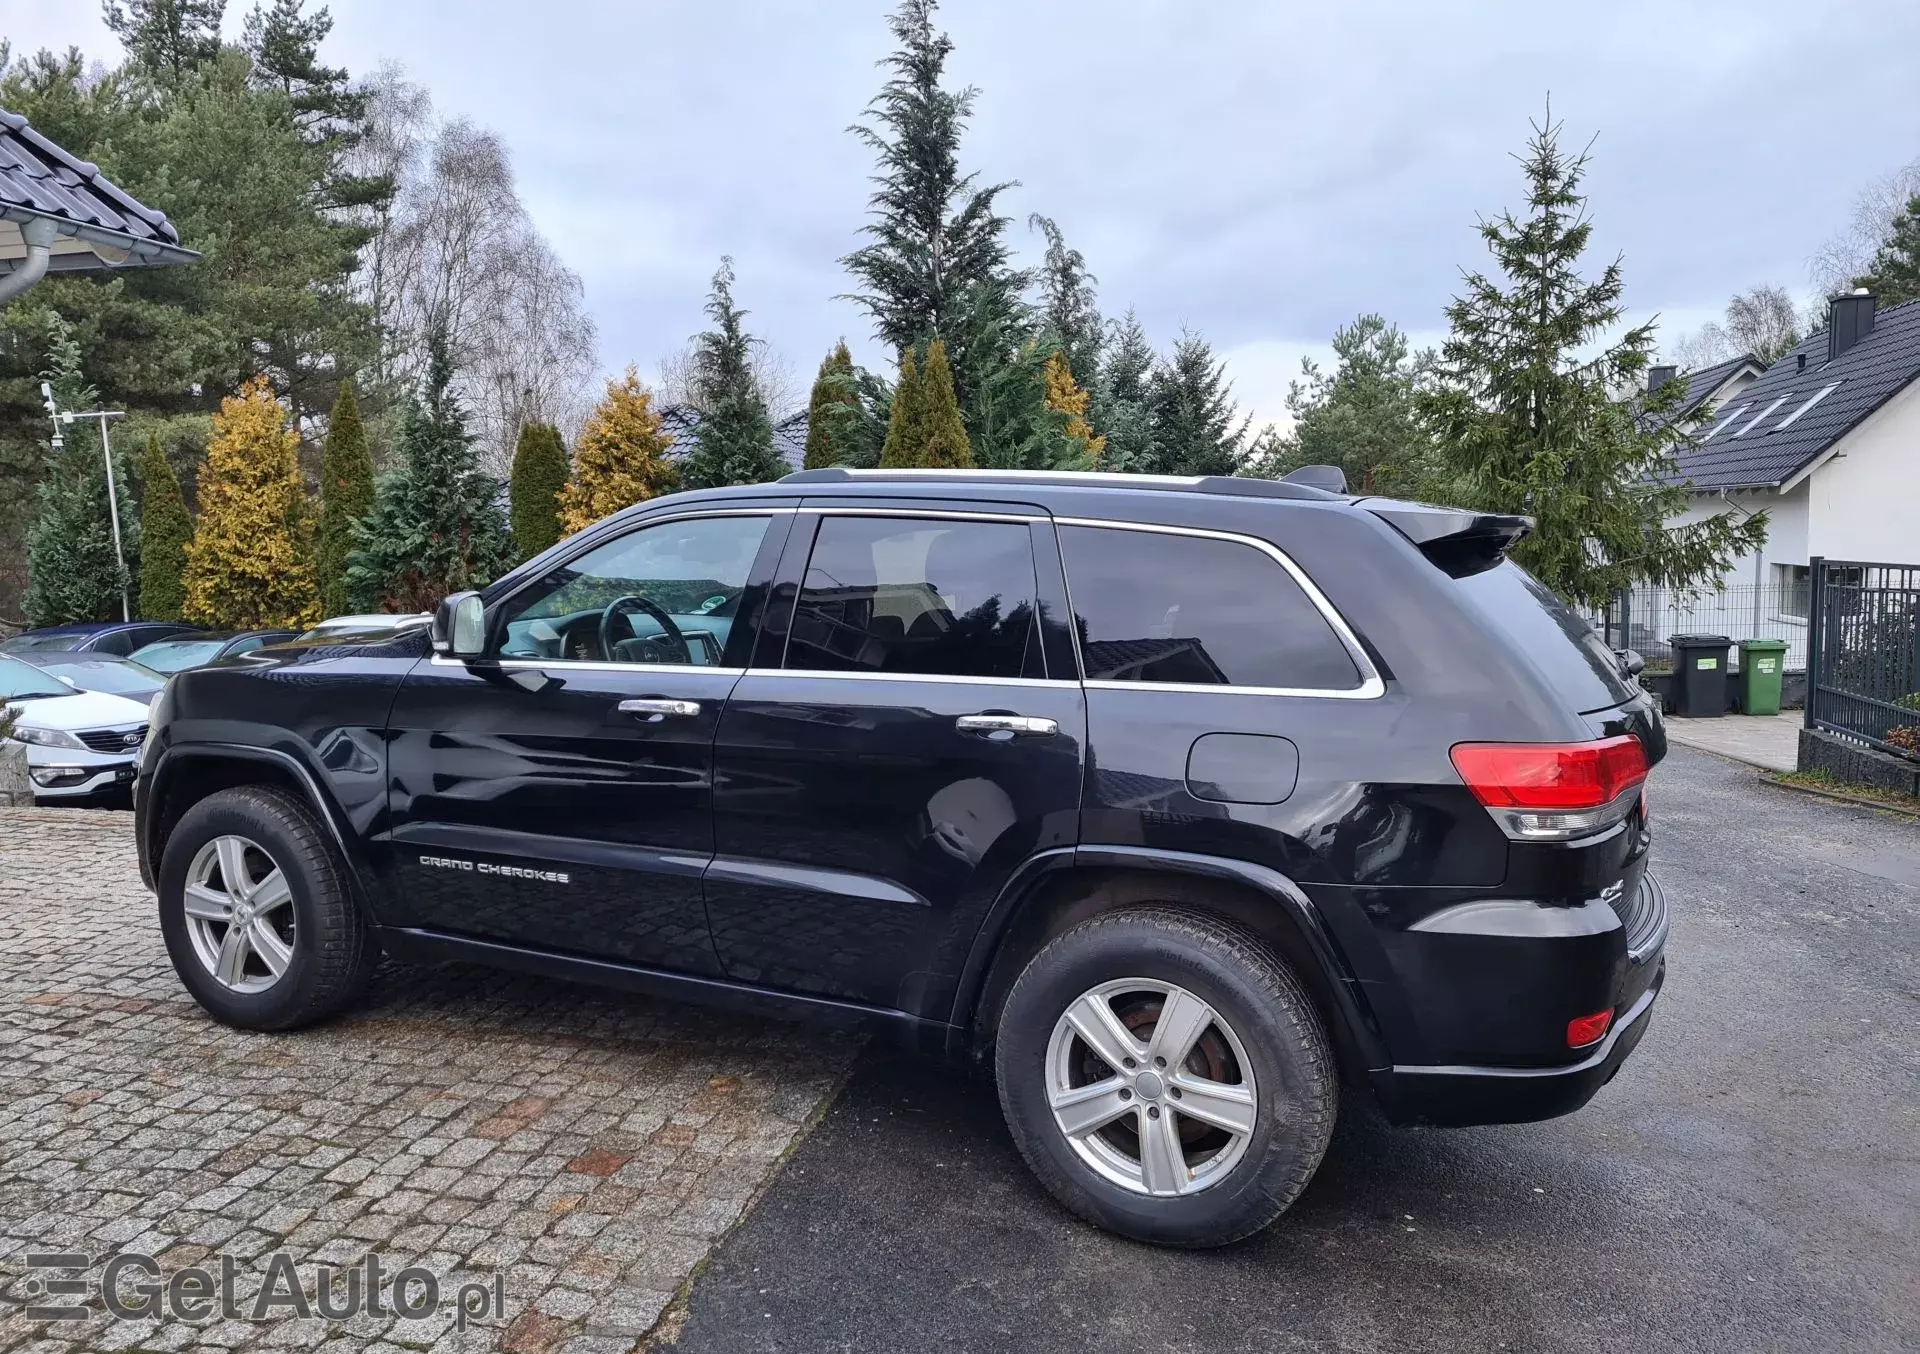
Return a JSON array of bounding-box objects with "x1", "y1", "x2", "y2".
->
[
  {"x1": 994, "y1": 907, "x2": 1336, "y2": 1247},
  {"x1": 156, "y1": 785, "x2": 373, "y2": 1031}
]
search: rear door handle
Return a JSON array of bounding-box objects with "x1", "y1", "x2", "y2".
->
[
  {"x1": 955, "y1": 713, "x2": 1058, "y2": 738},
  {"x1": 618, "y1": 698, "x2": 702, "y2": 720}
]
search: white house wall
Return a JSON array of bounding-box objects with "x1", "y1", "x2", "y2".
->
[{"x1": 1802, "y1": 375, "x2": 1920, "y2": 565}]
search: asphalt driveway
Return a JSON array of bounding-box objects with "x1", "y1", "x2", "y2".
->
[{"x1": 666, "y1": 746, "x2": 1920, "y2": 1354}]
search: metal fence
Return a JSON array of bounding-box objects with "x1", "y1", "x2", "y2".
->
[
  {"x1": 1806, "y1": 557, "x2": 1920, "y2": 756},
  {"x1": 1585, "y1": 582, "x2": 1810, "y2": 671}
]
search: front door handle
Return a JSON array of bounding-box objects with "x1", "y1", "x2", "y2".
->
[
  {"x1": 955, "y1": 713, "x2": 1059, "y2": 738},
  {"x1": 618, "y1": 697, "x2": 702, "y2": 720}
]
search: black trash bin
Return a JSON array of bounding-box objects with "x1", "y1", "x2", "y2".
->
[{"x1": 1668, "y1": 634, "x2": 1731, "y2": 717}]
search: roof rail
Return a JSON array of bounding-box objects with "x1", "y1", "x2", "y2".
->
[{"x1": 774, "y1": 467, "x2": 1344, "y2": 502}]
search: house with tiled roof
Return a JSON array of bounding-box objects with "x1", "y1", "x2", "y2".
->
[
  {"x1": 1663, "y1": 288, "x2": 1920, "y2": 638},
  {"x1": 658, "y1": 404, "x2": 811, "y2": 474},
  {"x1": 1648, "y1": 351, "x2": 1767, "y2": 425},
  {"x1": 0, "y1": 107, "x2": 197, "y2": 303}
]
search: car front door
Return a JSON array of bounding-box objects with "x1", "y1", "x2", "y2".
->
[
  {"x1": 381, "y1": 508, "x2": 792, "y2": 973},
  {"x1": 707, "y1": 506, "x2": 1086, "y2": 1014}
]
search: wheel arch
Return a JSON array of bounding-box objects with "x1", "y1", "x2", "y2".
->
[
  {"x1": 145, "y1": 745, "x2": 378, "y2": 923},
  {"x1": 953, "y1": 846, "x2": 1388, "y2": 1087}
]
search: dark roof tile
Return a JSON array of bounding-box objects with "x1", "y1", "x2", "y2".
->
[{"x1": 0, "y1": 104, "x2": 196, "y2": 269}]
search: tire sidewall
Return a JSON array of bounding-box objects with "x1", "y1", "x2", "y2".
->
[
  {"x1": 157, "y1": 791, "x2": 335, "y2": 1030},
  {"x1": 997, "y1": 914, "x2": 1333, "y2": 1246}
]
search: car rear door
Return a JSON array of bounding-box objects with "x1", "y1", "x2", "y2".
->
[
  {"x1": 380, "y1": 507, "x2": 792, "y2": 974},
  {"x1": 706, "y1": 503, "x2": 1085, "y2": 1014}
]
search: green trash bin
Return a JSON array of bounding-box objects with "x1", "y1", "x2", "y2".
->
[{"x1": 1736, "y1": 638, "x2": 1790, "y2": 715}]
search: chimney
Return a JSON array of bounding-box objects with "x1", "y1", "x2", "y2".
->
[
  {"x1": 1646, "y1": 364, "x2": 1678, "y2": 393},
  {"x1": 1828, "y1": 288, "x2": 1877, "y2": 362}
]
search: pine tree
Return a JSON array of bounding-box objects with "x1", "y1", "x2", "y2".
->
[
  {"x1": 136, "y1": 433, "x2": 191, "y2": 622},
  {"x1": 1090, "y1": 309, "x2": 1157, "y2": 472},
  {"x1": 24, "y1": 316, "x2": 134, "y2": 626},
  {"x1": 557, "y1": 369, "x2": 677, "y2": 535},
  {"x1": 346, "y1": 330, "x2": 510, "y2": 612},
  {"x1": 316, "y1": 378, "x2": 373, "y2": 616},
  {"x1": 1146, "y1": 331, "x2": 1246, "y2": 476},
  {"x1": 1253, "y1": 314, "x2": 1431, "y2": 495},
  {"x1": 680, "y1": 258, "x2": 786, "y2": 489},
  {"x1": 103, "y1": 0, "x2": 227, "y2": 85},
  {"x1": 879, "y1": 346, "x2": 922, "y2": 468},
  {"x1": 1030, "y1": 215, "x2": 1102, "y2": 392},
  {"x1": 841, "y1": 0, "x2": 1028, "y2": 444},
  {"x1": 1855, "y1": 192, "x2": 1920, "y2": 306},
  {"x1": 802, "y1": 342, "x2": 863, "y2": 469},
  {"x1": 1042, "y1": 351, "x2": 1105, "y2": 467},
  {"x1": 510, "y1": 421, "x2": 569, "y2": 560},
  {"x1": 182, "y1": 375, "x2": 321, "y2": 629},
  {"x1": 1419, "y1": 111, "x2": 1767, "y2": 608}
]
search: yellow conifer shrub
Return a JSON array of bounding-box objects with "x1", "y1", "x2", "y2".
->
[
  {"x1": 182, "y1": 376, "x2": 321, "y2": 630},
  {"x1": 557, "y1": 368, "x2": 679, "y2": 536},
  {"x1": 1043, "y1": 351, "x2": 1106, "y2": 464}
]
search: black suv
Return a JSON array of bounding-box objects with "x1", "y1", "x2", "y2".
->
[{"x1": 135, "y1": 468, "x2": 1668, "y2": 1247}]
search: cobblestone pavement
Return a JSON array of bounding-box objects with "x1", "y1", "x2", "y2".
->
[{"x1": 0, "y1": 808, "x2": 860, "y2": 1354}]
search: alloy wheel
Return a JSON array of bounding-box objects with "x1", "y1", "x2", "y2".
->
[
  {"x1": 182, "y1": 835, "x2": 298, "y2": 995},
  {"x1": 1044, "y1": 977, "x2": 1257, "y2": 1197}
]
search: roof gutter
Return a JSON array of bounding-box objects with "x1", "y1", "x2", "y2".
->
[{"x1": 0, "y1": 215, "x2": 56, "y2": 307}]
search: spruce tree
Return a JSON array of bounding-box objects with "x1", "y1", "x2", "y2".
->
[
  {"x1": 879, "y1": 346, "x2": 922, "y2": 468},
  {"x1": 346, "y1": 330, "x2": 510, "y2": 612},
  {"x1": 1030, "y1": 215, "x2": 1102, "y2": 393},
  {"x1": 1090, "y1": 309, "x2": 1157, "y2": 472},
  {"x1": 136, "y1": 433, "x2": 191, "y2": 622},
  {"x1": 1419, "y1": 112, "x2": 1767, "y2": 608},
  {"x1": 680, "y1": 258, "x2": 786, "y2": 489},
  {"x1": 316, "y1": 378, "x2": 373, "y2": 616},
  {"x1": 802, "y1": 342, "x2": 864, "y2": 469},
  {"x1": 182, "y1": 376, "x2": 321, "y2": 629},
  {"x1": 1146, "y1": 331, "x2": 1246, "y2": 476},
  {"x1": 557, "y1": 369, "x2": 677, "y2": 535},
  {"x1": 510, "y1": 421, "x2": 570, "y2": 560},
  {"x1": 841, "y1": 0, "x2": 1027, "y2": 445},
  {"x1": 24, "y1": 316, "x2": 133, "y2": 626},
  {"x1": 1855, "y1": 192, "x2": 1920, "y2": 306}
]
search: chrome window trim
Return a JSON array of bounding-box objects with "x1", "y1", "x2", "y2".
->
[
  {"x1": 808, "y1": 505, "x2": 1045, "y2": 524},
  {"x1": 742, "y1": 667, "x2": 1068, "y2": 688},
  {"x1": 428, "y1": 654, "x2": 746, "y2": 677},
  {"x1": 1053, "y1": 516, "x2": 1386, "y2": 700}
]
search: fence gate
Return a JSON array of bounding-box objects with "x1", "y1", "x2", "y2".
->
[{"x1": 1805, "y1": 557, "x2": 1920, "y2": 754}]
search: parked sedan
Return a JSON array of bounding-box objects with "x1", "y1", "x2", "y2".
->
[
  {"x1": 1, "y1": 655, "x2": 150, "y2": 801},
  {"x1": 128, "y1": 630, "x2": 299, "y2": 674},
  {"x1": 15, "y1": 655, "x2": 168, "y2": 707},
  {"x1": 296, "y1": 613, "x2": 431, "y2": 642},
  {"x1": 0, "y1": 620, "x2": 203, "y2": 658}
]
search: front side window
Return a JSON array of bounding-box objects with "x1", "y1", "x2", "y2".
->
[
  {"x1": 785, "y1": 517, "x2": 1041, "y2": 679},
  {"x1": 496, "y1": 515, "x2": 771, "y2": 665},
  {"x1": 1059, "y1": 524, "x2": 1361, "y2": 690}
]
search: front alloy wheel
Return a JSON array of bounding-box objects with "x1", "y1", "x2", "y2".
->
[
  {"x1": 183, "y1": 834, "x2": 298, "y2": 993},
  {"x1": 1046, "y1": 978, "x2": 1257, "y2": 1196}
]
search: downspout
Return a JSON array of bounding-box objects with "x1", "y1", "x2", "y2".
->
[{"x1": 0, "y1": 216, "x2": 58, "y2": 307}]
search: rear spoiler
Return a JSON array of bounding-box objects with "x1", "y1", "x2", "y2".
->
[{"x1": 1358, "y1": 499, "x2": 1533, "y2": 578}]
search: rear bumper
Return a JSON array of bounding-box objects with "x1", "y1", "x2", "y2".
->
[{"x1": 1370, "y1": 963, "x2": 1663, "y2": 1125}]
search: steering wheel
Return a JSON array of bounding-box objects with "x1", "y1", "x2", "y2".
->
[{"x1": 598, "y1": 595, "x2": 692, "y2": 664}]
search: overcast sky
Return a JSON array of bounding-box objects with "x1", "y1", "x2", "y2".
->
[{"x1": 6, "y1": 0, "x2": 1920, "y2": 427}]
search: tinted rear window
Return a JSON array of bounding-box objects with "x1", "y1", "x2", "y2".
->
[{"x1": 1452, "y1": 562, "x2": 1636, "y2": 713}]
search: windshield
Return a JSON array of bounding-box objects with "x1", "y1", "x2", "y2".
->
[
  {"x1": 38, "y1": 660, "x2": 165, "y2": 697},
  {"x1": 0, "y1": 632, "x2": 84, "y2": 653},
  {"x1": 129, "y1": 639, "x2": 229, "y2": 672},
  {"x1": 0, "y1": 655, "x2": 75, "y2": 700}
]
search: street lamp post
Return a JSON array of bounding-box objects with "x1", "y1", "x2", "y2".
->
[{"x1": 38, "y1": 382, "x2": 131, "y2": 622}]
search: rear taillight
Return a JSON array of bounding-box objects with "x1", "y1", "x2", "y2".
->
[{"x1": 1449, "y1": 735, "x2": 1649, "y2": 841}]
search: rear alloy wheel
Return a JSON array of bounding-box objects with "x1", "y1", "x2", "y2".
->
[
  {"x1": 1046, "y1": 977, "x2": 1259, "y2": 1198},
  {"x1": 996, "y1": 908, "x2": 1336, "y2": 1247}
]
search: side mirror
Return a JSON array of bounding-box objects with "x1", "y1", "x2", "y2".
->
[
  {"x1": 1616, "y1": 647, "x2": 1646, "y2": 677},
  {"x1": 432, "y1": 592, "x2": 486, "y2": 658}
]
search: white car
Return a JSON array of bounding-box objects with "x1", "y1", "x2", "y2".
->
[
  {"x1": 297, "y1": 613, "x2": 431, "y2": 642},
  {"x1": 1, "y1": 654, "x2": 151, "y2": 801}
]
